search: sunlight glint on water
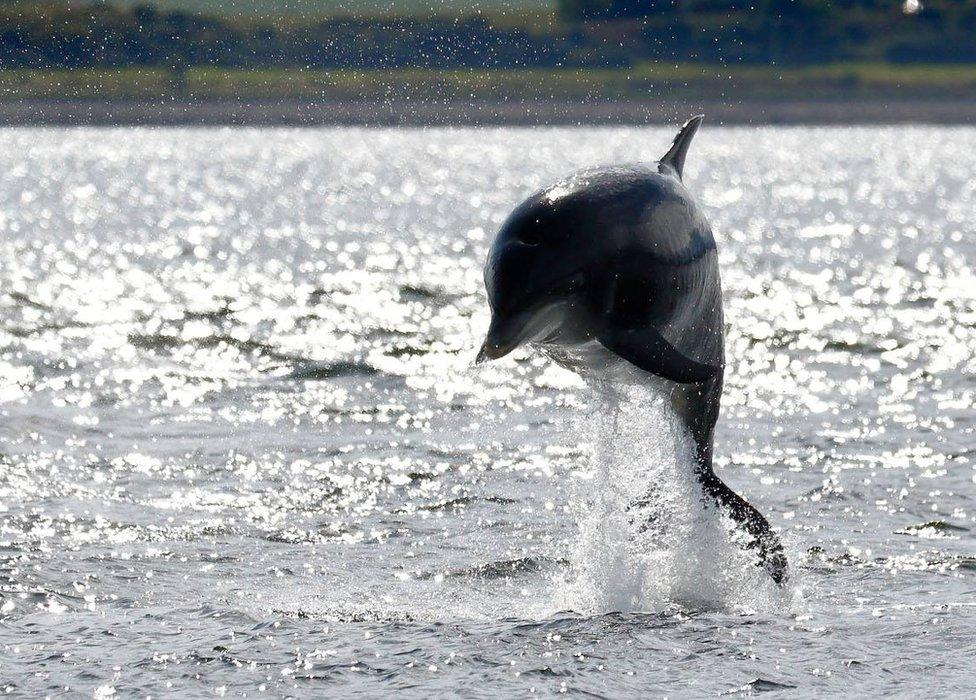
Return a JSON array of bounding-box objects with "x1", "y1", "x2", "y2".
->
[{"x1": 0, "y1": 126, "x2": 975, "y2": 696}]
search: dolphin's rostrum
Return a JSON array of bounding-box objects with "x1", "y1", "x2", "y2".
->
[{"x1": 478, "y1": 116, "x2": 788, "y2": 584}]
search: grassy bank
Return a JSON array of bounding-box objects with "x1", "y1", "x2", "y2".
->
[{"x1": 3, "y1": 63, "x2": 976, "y2": 102}]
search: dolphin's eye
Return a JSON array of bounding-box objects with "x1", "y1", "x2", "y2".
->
[{"x1": 520, "y1": 221, "x2": 543, "y2": 246}]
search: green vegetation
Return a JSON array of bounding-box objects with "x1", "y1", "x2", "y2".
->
[
  {"x1": 5, "y1": 0, "x2": 976, "y2": 70},
  {"x1": 69, "y1": 0, "x2": 551, "y2": 18},
  {"x1": 5, "y1": 62, "x2": 976, "y2": 101},
  {"x1": 2, "y1": 1, "x2": 976, "y2": 103}
]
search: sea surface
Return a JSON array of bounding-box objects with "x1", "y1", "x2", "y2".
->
[{"x1": 1, "y1": 126, "x2": 974, "y2": 697}]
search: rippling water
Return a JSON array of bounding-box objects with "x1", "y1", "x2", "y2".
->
[{"x1": 1, "y1": 126, "x2": 975, "y2": 696}]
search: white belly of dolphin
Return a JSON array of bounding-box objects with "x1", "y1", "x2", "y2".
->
[{"x1": 540, "y1": 339, "x2": 670, "y2": 388}]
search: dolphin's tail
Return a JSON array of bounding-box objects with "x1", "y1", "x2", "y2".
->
[
  {"x1": 697, "y1": 470, "x2": 788, "y2": 584},
  {"x1": 670, "y1": 373, "x2": 788, "y2": 584}
]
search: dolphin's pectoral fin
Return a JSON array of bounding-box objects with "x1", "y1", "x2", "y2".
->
[
  {"x1": 699, "y1": 472, "x2": 788, "y2": 584},
  {"x1": 599, "y1": 327, "x2": 720, "y2": 384}
]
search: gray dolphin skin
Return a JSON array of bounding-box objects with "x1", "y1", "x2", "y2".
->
[{"x1": 478, "y1": 116, "x2": 787, "y2": 584}]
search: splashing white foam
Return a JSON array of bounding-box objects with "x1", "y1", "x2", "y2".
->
[{"x1": 558, "y1": 379, "x2": 794, "y2": 615}]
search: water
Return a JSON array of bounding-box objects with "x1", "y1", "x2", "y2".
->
[{"x1": 0, "y1": 126, "x2": 974, "y2": 696}]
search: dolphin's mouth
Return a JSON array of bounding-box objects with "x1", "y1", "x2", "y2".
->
[{"x1": 476, "y1": 301, "x2": 567, "y2": 364}]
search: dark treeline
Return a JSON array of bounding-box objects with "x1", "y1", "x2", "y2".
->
[
  {"x1": 0, "y1": 4, "x2": 567, "y2": 69},
  {"x1": 1, "y1": 1, "x2": 976, "y2": 70}
]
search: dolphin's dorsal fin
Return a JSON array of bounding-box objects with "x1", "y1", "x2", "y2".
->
[{"x1": 659, "y1": 114, "x2": 704, "y2": 180}]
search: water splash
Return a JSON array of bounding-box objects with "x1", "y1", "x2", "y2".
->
[{"x1": 559, "y1": 380, "x2": 792, "y2": 614}]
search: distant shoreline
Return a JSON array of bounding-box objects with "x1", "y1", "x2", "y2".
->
[{"x1": 2, "y1": 98, "x2": 976, "y2": 126}]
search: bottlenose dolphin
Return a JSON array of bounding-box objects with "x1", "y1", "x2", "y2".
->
[{"x1": 477, "y1": 116, "x2": 787, "y2": 584}]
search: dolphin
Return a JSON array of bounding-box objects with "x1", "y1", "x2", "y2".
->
[{"x1": 477, "y1": 116, "x2": 787, "y2": 584}]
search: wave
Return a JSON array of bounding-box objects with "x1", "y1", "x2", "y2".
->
[
  {"x1": 416, "y1": 556, "x2": 566, "y2": 582},
  {"x1": 894, "y1": 520, "x2": 969, "y2": 538},
  {"x1": 127, "y1": 331, "x2": 380, "y2": 380},
  {"x1": 286, "y1": 361, "x2": 378, "y2": 380},
  {"x1": 127, "y1": 332, "x2": 293, "y2": 361}
]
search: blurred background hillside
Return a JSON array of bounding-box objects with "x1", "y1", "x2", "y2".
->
[{"x1": 2, "y1": 0, "x2": 975, "y2": 123}]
